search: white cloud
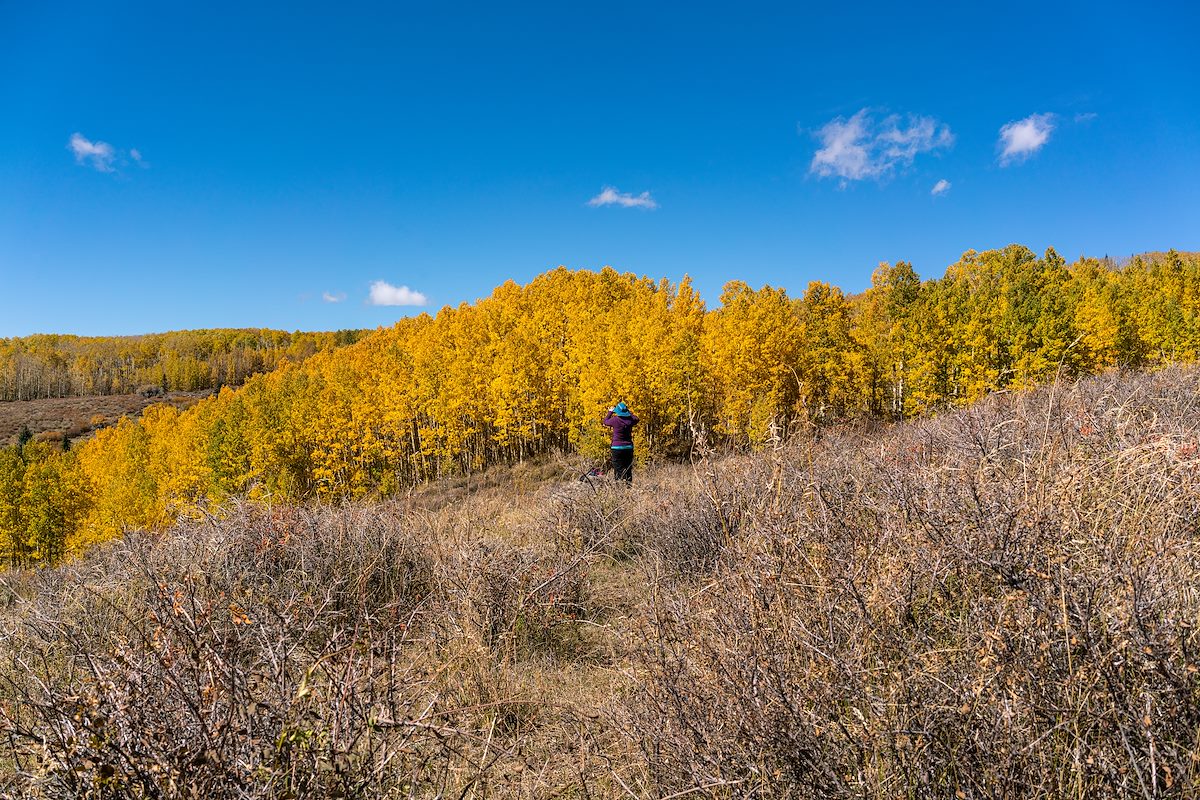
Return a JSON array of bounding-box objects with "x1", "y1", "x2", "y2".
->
[
  {"x1": 69, "y1": 133, "x2": 147, "y2": 172},
  {"x1": 810, "y1": 111, "x2": 872, "y2": 181},
  {"x1": 322, "y1": 291, "x2": 346, "y2": 303},
  {"x1": 809, "y1": 109, "x2": 954, "y2": 184},
  {"x1": 1074, "y1": 112, "x2": 1098, "y2": 124},
  {"x1": 998, "y1": 113, "x2": 1055, "y2": 165},
  {"x1": 368, "y1": 281, "x2": 427, "y2": 307},
  {"x1": 587, "y1": 186, "x2": 658, "y2": 209},
  {"x1": 878, "y1": 115, "x2": 954, "y2": 163},
  {"x1": 931, "y1": 179, "x2": 951, "y2": 196},
  {"x1": 69, "y1": 133, "x2": 116, "y2": 172}
]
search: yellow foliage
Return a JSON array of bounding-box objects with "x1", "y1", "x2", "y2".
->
[{"x1": 7, "y1": 250, "x2": 1200, "y2": 565}]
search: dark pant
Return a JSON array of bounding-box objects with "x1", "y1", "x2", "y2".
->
[{"x1": 611, "y1": 448, "x2": 634, "y2": 483}]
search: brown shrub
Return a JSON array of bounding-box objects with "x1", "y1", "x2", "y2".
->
[
  {"x1": 620, "y1": 368, "x2": 1200, "y2": 798},
  {"x1": 4, "y1": 367, "x2": 1200, "y2": 798},
  {"x1": 0, "y1": 504, "x2": 543, "y2": 798}
]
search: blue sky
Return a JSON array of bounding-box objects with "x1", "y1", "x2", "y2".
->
[{"x1": 2, "y1": 1, "x2": 1197, "y2": 336}]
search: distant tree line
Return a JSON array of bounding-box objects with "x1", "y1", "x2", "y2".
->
[
  {"x1": 0, "y1": 328, "x2": 368, "y2": 401},
  {"x1": 3, "y1": 246, "x2": 1199, "y2": 566}
]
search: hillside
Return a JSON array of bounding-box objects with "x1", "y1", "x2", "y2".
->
[
  {"x1": 0, "y1": 391, "x2": 212, "y2": 448},
  {"x1": 6, "y1": 246, "x2": 1200, "y2": 566},
  {"x1": 2, "y1": 365, "x2": 1198, "y2": 797},
  {"x1": 0, "y1": 328, "x2": 368, "y2": 402}
]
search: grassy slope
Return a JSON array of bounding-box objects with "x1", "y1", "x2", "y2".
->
[
  {"x1": 2, "y1": 366, "x2": 1199, "y2": 798},
  {"x1": 0, "y1": 390, "x2": 213, "y2": 447}
]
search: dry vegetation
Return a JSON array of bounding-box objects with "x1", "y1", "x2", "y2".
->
[
  {"x1": 2, "y1": 366, "x2": 1200, "y2": 798},
  {"x1": 0, "y1": 392, "x2": 212, "y2": 448}
]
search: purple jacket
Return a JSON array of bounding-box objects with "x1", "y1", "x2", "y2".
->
[{"x1": 602, "y1": 410, "x2": 639, "y2": 448}]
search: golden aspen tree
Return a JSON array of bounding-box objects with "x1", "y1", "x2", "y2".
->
[
  {"x1": 628, "y1": 275, "x2": 708, "y2": 457},
  {"x1": 484, "y1": 282, "x2": 531, "y2": 459},
  {"x1": 199, "y1": 388, "x2": 254, "y2": 498},
  {"x1": 700, "y1": 281, "x2": 754, "y2": 439},
  {"x1": 1002, "y1": 247, "x2": 1077, "y2": 387},
  {"x1": 20, "y1": 445, "x2": 89, "y2": 563},
  {"x1": 852, "y1": 261, "x2": 921, "y2": 418},
  {"x1": 368, "y1": 315, "x2": 430, "y2": 486},
  {"x1": 21, "y1": 446, "x2": 65, "y2": 563},
  {"x1": 796, "y1": 281, "x2": 864, "y2": 420},
  {"x1": 0, "y1": 447, "x2": 27, "y2": 565},
  {"x1": 1125, "y1": 254, "x2": 1191, "y2": 364},
  {"x1": 1069, "y1": 258, "x2": 1122, "y2": 371},
  {"x1": 666, "y1": 275, "x2": 708, "y2": 439},
  {"x1": 564, "y1": 269, "x2": 619, "y2": 458},
  {"x1": 247, "y1": 363, "x2": 320, "y2": 499},
  {"x1": 77, "y1": 417, "x2": 159, "y2": 542},
  {"x1": 611, "y1": 276, "x2": 669, "y2": 455},
  {"x1": 900, "y1": 278, "x2": 954, "y2": 413},
  {"x1": 141, "y1": 402, "x2": 210, "y2": 519},
  {"x1": 934, "y1": 248, "x2": 1019, "y2": 403},
  {"x1": 701, "y1": 281, "x2": 802, "y2": 443},
  {"x1": 1177, "y1": 252, "x2": 1200, "y2": 357},
  {"x1": 524, "y1": 270, "x2": 575, "y2": 454}
]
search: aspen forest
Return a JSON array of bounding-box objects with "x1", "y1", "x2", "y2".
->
[
  {"x1": 0, "y1": 328, "x2": 368, "y2": 401},
  {"x1": 1, "y1": 245, "x2": 1198, "y2": 566}
]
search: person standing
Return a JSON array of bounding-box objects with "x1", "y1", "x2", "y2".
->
[{"x1": 602, "y1": 402, "x2": 639, "y2": 484}]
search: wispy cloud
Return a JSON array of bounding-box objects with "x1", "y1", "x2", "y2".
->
[
  {"x1": 69, "y1": 133, "x2": 116, "y2": 172},
  {"x1": 322, "y1": 291, "x2": 347, "y2": 303},
  {"x1": 368, "y1": 281, "x2": 427, "y2": 307},
  {"x1": 931, "y1": 179, "x2": 951, "y2": 196},
  {"x1": 809, "y1": 109, "x2": 953, "y2": 185},
  {"x1": 1074, "y1": 112, "x2": 1098, "y2": 124},
  {"x1": 998, "y1": 113, "x2": 1055, "y2": 165},
  {"x1": 69, "y1": 132, "x2": 146, "y2": 173},
  {"x1": 587, "y1": 186, "x2": 658, "y2": 209}
]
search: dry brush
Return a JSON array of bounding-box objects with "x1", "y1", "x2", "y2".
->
[{"x1": 2, "y1": 367, "x2": 1199, "y2": 798}]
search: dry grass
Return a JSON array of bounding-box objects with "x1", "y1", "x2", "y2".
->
[
  {"x1": 624, "y1": 367, "x2": 1200, "y2": 798},
  {"x1": 3, "y1": 367, "x2": 1200, "y2": 797},
  {"x1": 0, "y1": 392, "x2": 212, "y2": 447}
]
